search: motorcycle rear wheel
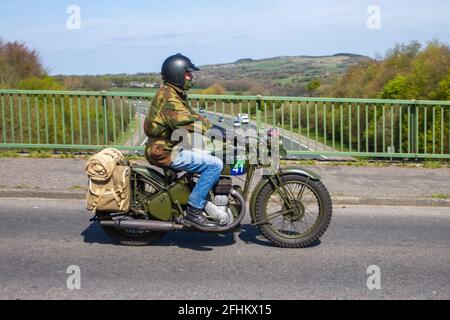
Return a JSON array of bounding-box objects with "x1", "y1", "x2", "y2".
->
[
  {"x1": 100, "y1": 173, "x2": 166, "y2": 246},
  {"x1": 255, "y1": 174, "x2": 332, "y2": 248},
  {"x1": 100, "y1": 223, "x2": 166, "y2": 247}
]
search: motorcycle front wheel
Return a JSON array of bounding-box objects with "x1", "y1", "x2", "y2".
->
[{"x1": 254, "y1": 174, "x2": 332, "y2": 248}]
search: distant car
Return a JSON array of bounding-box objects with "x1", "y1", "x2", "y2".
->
[
  {"x1": 233, "y1": 119, "x2": 241, "y2": 127},
  {"x1": 218, "y1": 116, "x2": 224, "y2": 123},
  {"x1": 236, "y1": 113, "x2": 249, "y2": 124},
  {"x1": 241, "y1": 113, "x2": 249, "y2": 124}
]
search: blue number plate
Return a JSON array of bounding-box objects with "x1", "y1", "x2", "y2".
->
[{"x1": 231, "y1": 160, "x2": 247, "y2": 176}]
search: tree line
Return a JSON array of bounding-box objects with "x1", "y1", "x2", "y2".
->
[
  {"x1": 318, "y1": 41, "x2": 450, "y2": 101},
  {"x1": 271, "y1": 41, "x2": 450, "y2": 155},
  {"x1": 0, "y1": 39, "x2": 134, "y2": 147}
]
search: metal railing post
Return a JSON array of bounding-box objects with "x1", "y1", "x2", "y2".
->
[
  {"x1": 410, "y1": 100, "x2": 418, "y2": 155},
  {"x1": 256, "y1": 95, "x2": 262, "y2": 131},
  {"x1": 101, "y1": 92, "x2": 108, "y2": 145}
]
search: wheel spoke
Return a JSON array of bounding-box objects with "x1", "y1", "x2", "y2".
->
[
  {"x1": 285, "y1": 183, "x2": 298, "y2": 201},
  {"x1": 254, "y1": 208, "x2": 293, "y2": 227},
  {"x1": 294, "y1": 219, "x2": 303, "y2": 234},
  {"x1": 296, "y1": 182, "x2": 308, "y2": 202},
  {"x1": 280, "y1": 218, "x2": 286, "y2": 232},
  {"x1": 303, "y1": 214, "x2": 310, "y2": 230},
  {"x1": 289, "y1": 221, "x2": 298, "y2": 235}
]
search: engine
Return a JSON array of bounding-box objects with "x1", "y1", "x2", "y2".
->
[
  {"x1": 213, "y1": 177, "x2": 233, "y2": 195},
  {"x1": 204, "y1": 178, "x2": 234, "y2": 225}
]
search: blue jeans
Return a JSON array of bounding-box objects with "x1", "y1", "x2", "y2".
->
[{"x1": 170, "y1": 149, "x2": 224, "y2": 209}]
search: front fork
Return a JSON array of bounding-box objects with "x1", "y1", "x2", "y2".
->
[
  {"x1": 271, "y1": 170, "x2": 310, "y2": 208},
  {"x1": 252, "y1": 170, "x2": 310, "y2": 227}
]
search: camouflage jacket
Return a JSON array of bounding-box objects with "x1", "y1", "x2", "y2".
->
[{"x1": 144, "y1": 83, "x2": 211, "y2": 167}]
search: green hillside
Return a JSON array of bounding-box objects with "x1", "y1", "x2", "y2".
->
[
  {"x1": 50, "y1": 53, "x2": 371, "y2": 97},
  {"x1": 98, "y1": 54, "x2": 370, "y2": 96},
  {"x1": 194, "y1": 54, "x2": 371, "y2": 96}
]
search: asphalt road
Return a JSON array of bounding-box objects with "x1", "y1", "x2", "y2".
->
[{"x1": 0, "y1": 198, "x2": 449, "y2": 300}]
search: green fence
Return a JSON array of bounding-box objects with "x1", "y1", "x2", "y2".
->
[{"x1": 1, "y1": 89, "x2": 450, "y2": 159}]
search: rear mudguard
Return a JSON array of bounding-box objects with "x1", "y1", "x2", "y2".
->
[{"x1": 249, "y1": 167, "x2": 321, "y2": 223}]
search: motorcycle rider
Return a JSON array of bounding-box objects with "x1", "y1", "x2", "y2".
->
[{"x1": 144, "y1": 54, "x2": 222, "y2": 228}]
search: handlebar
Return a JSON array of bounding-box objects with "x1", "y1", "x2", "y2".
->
[{"x1": 207, "y1": 127, "x2": 287, "y2": 165}]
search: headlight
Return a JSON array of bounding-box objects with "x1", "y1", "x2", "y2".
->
[{"x1": 268, "y1": 128, "x2": 281, "y2": 137}]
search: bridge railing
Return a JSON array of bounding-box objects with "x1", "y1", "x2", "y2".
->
[{"x1": 1, "y1": 89, "x2": 449, "y2": 159}]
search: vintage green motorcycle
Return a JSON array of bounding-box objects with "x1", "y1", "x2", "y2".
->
[{"x1": 96, "y1": 129, "x2": 332, "y2": 248}]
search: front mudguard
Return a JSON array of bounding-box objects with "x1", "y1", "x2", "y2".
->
[{"x1": 249, "y1": 167, "x2": 321, "y2": 224}]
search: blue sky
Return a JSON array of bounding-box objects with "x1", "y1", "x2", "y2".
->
[{"x1": 0, "y1": 0, "x2": 449, "y2": 75}]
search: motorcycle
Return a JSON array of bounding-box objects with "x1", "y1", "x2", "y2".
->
[{"x1": 93, "y1": 128, "x2": 332, "y2": 248}]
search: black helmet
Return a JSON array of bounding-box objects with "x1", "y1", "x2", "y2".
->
[{"x1": 161, "y1": 53, "x2": 200, "y2": 87}]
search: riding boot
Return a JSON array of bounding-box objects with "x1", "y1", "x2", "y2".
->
[{"x1": 184, "y1": 205, "x2": 218, "y2": 228}]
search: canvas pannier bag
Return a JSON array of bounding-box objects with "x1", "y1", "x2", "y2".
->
[
  {"x1": 85, "y1": 149, "x2": 131, "y2": 213},
  {"x1": 87, "y1": 166, "x2": 131, "y2": 213}
]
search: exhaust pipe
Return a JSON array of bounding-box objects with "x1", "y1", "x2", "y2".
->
[
  {"x1": 100, "y1": 189, "x2": 246, "y2": 234},
  {"x1": 100, "y1": 219, "x2": 185, "y2": 232}
]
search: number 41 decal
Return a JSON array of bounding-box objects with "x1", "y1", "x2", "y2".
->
[{"x1": 232, "y1": 160, "x2": 246, "y2": 176}]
